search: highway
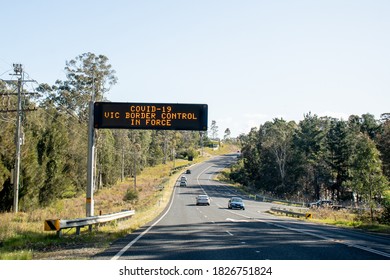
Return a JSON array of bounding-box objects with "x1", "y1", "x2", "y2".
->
[{"x1": 94, "y1": 154, "x2": 390, "y2": 260}]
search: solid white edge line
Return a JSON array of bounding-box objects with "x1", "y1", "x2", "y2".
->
[
  {"x1": 111, "y1": 162, "x2": 214, "y2": 260},
  {"x1": 113, "y1": 156, "x2": 390, "y2": 260},
  {"x1": 111, "y1": 185, "x2": 178, "y2": 260}
]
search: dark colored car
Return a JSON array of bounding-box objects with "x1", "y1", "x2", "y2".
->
[
  {"x1": 185, "y1": 169, "x2": 191, "y2": 174},
  {"x1": 228, "y1": 197, "x2": 245, "y2": 210}
]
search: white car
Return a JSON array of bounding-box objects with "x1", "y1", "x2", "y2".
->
[
  {"x1": 179, "y1": 176, "x2": 188, "y2": 187},
  {"x1": 196, "y1": 195, "x2": 210, "y2": 206}
]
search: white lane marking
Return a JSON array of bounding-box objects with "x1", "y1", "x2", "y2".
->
[
  {"x1": 196, "y1": 165, "x2": 213, "y2": 195},
  {"x1": 112, "y1": 162, "x2": 219, "y2": 260},
  {"x1": 224, "y1": 207, "x2": 390, "y2": 259},
  {"x1": 226, "y1": 218, "x2": 250, "y2": 223},
  {"x1": 110, "y1": 185, "x2": 178, "y2": 260},
  {"x1": 256, "y1": 218, "x2": 390, "y2": 259},
  {"x1": 226, "y1": 231, "x2": 234, "y2": 236}
]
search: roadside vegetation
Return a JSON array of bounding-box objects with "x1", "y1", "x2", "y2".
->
[
  {"x1": 0, "y1": 144, "x2": 237, "y2": 260},
  {"x1": 219, "y1": 169, "x2": 390, "y2": 234},
  {"x1": 0, "y1": 51, "x2": 238, "y2": 259},
  {"x1": 230, "y1": 114, "x2": 390, "y2": 226}
]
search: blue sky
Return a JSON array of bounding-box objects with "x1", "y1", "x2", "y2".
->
[{"x1": 1, "y1": 0, "x2": 389, "y2": 137}]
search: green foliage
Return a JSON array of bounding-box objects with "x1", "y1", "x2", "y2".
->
[
  {"x1": 235, "y1": 113, "x2": 390, "y2": 216},
  {"x1": 377, "y1": 117, "x2": 390, "y2": 178},
  {"x1": 379, "y1": 191, "x2": 390, "y2": 225},
  {"x1": 0, "y1": 250, "x2": 33, "y2": 260},
  {"x1": 123, "y1": 188, "x2": 139, "y2": 202},
  {"x1": 0, "y1": 52, "x2": 204, "y2": 212}
]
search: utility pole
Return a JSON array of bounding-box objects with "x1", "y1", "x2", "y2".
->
[
  {"x1": 0, "y1": 64, "x2": 37, "y2": 212},
  {"x1": 13, "y1": 65, "x2": 23, "y2": 213}
]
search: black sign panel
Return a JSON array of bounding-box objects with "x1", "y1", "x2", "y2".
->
[{"x1": 94, "y1": 102, "x2": 208, "y2": 131}]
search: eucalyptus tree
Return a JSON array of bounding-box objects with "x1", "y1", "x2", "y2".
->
[
  {"x1": 261, "y1": 119, "x2": 296, "y2": 192},
  {"x1": 210, "y1": 120, "x2": 219, "y2": 140},
  {"x1": 38, "y1": 52, "x2": 117, "y2": 122},
  {"x1": 224, "y1": 128, "x2": 231, "y2": 141},
  {"x1": 65, "y1": 53, "x2": 117, "y2": 101},
  {"x1": 344, "y1": 133, "x2": 389, "y2": 221}
]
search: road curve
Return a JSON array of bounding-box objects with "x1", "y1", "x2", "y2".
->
[{"x1": 94, "y1": 154, "x2": 390, "y2": 260}]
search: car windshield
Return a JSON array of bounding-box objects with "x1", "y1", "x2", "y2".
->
[
  {"x1": 231, "y1": 197, "x2": 242, "y2": 202},
  {"x1": 198, "y1": 195, "x2": 208, "y2": 199}
]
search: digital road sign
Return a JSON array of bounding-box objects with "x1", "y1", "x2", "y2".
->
[{"x1": 94, "y1": 102, "x2": 208, "y2": 131}]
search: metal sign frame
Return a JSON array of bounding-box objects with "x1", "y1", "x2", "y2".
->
[{"x1": 86, "y1": 101, "x2": 208, "y2": 217}]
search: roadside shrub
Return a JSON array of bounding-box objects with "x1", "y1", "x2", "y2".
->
[
  {"x1": 379, "y1": 191, "x2": 390, "y2": 225},
  {"x1": 123, "y1": 189, "x2": 139, "y2": 202}
]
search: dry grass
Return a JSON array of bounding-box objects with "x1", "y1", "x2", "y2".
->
[
  {"x1": 309, "y1": 208, "x2": 358, "y2": 225},
  {"x1": 0, "y1": 146, "x2": 237, "y2": 259}
]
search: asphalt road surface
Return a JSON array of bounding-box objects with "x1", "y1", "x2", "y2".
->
[{"x1": 94, "y1": 154, "x2": 390, "y2": 260}]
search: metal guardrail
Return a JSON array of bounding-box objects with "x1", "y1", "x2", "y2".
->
[
  {"x1": 44, "y1": 210, "x2": 135, "y2": 237},
  {"x1": 270, "y1": 207, "x2": 312, "y2": 219},
  {"x1": 252, "y1": 194, "x2": 306, "y2": 207}
]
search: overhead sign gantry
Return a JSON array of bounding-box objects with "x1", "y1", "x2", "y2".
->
[{"x1": 86, "y1": 101, "x2": 208, "y2": 218}]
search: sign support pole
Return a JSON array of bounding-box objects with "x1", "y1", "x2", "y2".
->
[{"x1": 86, "y1": 100, "x2": 95, "y2": 218}]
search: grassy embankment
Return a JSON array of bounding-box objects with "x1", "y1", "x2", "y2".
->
[{"x1": 0, "y1": 144, "x2": 237, "y2": 260}]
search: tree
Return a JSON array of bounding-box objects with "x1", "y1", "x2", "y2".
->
[
  {"x1": 65, "y1": 52, "x2": 117, "y2": 101},
  {"x1": 39, "y1": 52, "x2": 118, "y2": 122},
  {"x1": 377, "y1": 116, "x2": 390, "y2": 178},
  {"x1": 293, "y1": 113, "x2": 331, "y2": 200},
  {"x1": 239, "y1": 128, "x2": 262, "y2": 187},
  {"x1": 210, "y1": 120, "x2": 219, "y2": 140},
  {"x1": 224, "y1": 128, "x2": 231, "y2": 141},
  {"x1": 37, "y1": 110, "x2": 72, "y2": 205},
  {"x1": 326, "y1": 119, "x2": 354, "y2": 200},
  {"x1": 344, "y1": 133, "x2": 389, "y2": 222},
  {"x1": 261, "y1": 119, "x2": 296, "y2": 191}
]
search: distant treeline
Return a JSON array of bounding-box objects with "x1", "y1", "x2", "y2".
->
[{"x1": 231, "y1": 113, "x2": 390, "y2": 208}]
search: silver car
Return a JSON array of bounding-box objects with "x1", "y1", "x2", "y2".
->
[{"x1": 196, "y1": 195, "x2": 210, "y2": 206}]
